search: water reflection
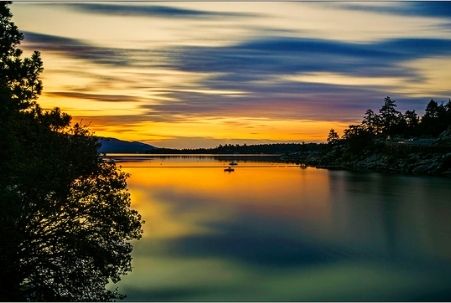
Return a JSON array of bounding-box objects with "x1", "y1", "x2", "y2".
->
[{"x1": 117, "y1": 156, "x2": 451, "y2": 301}]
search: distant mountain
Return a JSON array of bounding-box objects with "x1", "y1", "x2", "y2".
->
[{"x1": 97, "y1": 137, "x2": 156, "y2": 154}]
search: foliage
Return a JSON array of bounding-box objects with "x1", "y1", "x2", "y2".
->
[
  {"x1": 0, "y1": 3, "x2": 142, "y2": 301},
  {"x1": 332, "y1": 96, "x2": 451, "y2": 151},
  {"x1": 403, "y1": 109, "x2": 419, "y2": 136},
  {"x1": 378, "y1": 96, "x2": 403, "y2": 136},
  {"x1": 327, "y1": 129, "x2": 340, "y2": 145},
  {"x1": 342, "y1": 124, "x2": 374, "y2": 151},
  {"x1": 421, "y1": 99, "x2": 451, "y2": 136}
]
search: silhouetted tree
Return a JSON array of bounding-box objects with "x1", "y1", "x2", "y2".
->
[
  {"x1": 361, "y1": 109, "x2": 381, "y2": 135},
  {"x1": 0, "y1": 3, "x2": 142, "y2": 301},
  {"x1": 424, "y1": 99, "x2": 440, "y2": 119},
  {"x1": 421, "y1": 99, "x2": 450, "y2": 136},
  {"x1": 403, "y1": 110, "x2": 419, "y2": 136},
  {"x1": 327, "y1": 129, "x2": 340, "y2": 145},
  {"x1": 445, "y1": 100, "x2": 451, "y2": 131},
  {"x1": 327, "y1": 96, "x2": 451, "y2": 153},
  {"x1": 342, "y1": 124, "x2": 373, "y2": 151},
  {"x1": 379, "y1": 96, "x2": 402, "y2": 136},
  {"x1": 445, "y1": 99, "x2": 451, "y2": 113}
]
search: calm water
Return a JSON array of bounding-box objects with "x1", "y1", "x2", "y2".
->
[{"x1": 115, "y1": 155, "x2": 451, "y2": 301}]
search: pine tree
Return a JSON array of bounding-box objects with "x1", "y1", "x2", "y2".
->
[{"x1": 0, "y1": 3, "x2": 142, "y2": 300}]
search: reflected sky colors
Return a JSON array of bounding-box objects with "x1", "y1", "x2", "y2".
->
[
  {"x1": 116, "y1": 157, "x2": 451, "y2": 300},
  {"x1": 11, "y1": 2, "x2": 451, "y2": 148}
]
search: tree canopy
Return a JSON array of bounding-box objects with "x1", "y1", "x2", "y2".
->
[
  {"x1": 0, "y1": 2, "x2": 142, "y2": 301},
  {"x1": 328, "y1": 96, "x2": 451, "y2": 151}
]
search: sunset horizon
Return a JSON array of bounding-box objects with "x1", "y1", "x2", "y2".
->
[
  {"x1": 3, "y1": 2, "x2": 451, "y2": 301},
  {"x1": 11, "y1": 2, "x2": 451, "y2": 148}
]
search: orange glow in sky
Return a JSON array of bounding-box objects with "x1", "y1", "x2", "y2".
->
[{"x1": 11, "y1": 2, "x2": 451, "y2": 148}]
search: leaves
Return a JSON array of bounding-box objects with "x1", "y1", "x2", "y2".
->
[{"x1": 1, "y1": 3, "x2": 143, "y2": 301}]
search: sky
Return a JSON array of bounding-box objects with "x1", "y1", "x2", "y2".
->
[{"x1": 11, "y1": 2, "x2": 451, "y2": 148}]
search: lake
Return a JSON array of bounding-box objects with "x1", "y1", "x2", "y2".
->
[{"x1": 115, "y1": 155, "x2": 451, "y2": 301}]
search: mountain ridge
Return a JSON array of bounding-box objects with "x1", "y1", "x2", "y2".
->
[{"x1": 97, "y1": 137, "x2": 156, "y2": 153}]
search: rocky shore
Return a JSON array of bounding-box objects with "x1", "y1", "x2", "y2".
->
[
  {"x1": 285, "y1": 134, "x2": 451, "y2": 177},
  {"x1": 304, "y1": 150, "x2": 451, "y2": 177}
]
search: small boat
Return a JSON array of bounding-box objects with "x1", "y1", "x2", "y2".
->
[
  {"x1": 300, "y1": 163, "x2": 307, "y2": 169},
  {"x1": 224, "y1": 166, "x2": 235, "y2": 172},
  {"x1": 229, "y1": 161, "x2": 238, "y2": 166}
]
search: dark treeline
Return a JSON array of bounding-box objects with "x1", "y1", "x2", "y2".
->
[
  {"x1": 302, "y1": 96, "x2": 451, "y2": 176},
  {"x1": 151, "y1": 143, "x2": 319, "y2": 154},
  {"x1": 327, "y1": 96, "x2": 451, "y2": 150}
]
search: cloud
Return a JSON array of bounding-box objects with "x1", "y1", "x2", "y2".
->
[
  {"x1": 72, "y1": 115, "x2": 150, "y2": 127},
  {"x1": 24, "y1": 30, "x2": 451, "y2": 82},
  {"x1": 23, "y1": 32, "x2": 130, "y2": 66},
  {"x1": 23, "y1": 31, "x2": 171, "y2": 70},
  {"x1": 132, "y1": 34, "x2": 451, "y2": 121},
  {"x1": 64, "y1": 3, "x2": 256, "y2": 19},
  {"x1": 148, "y1": 35, "x2": 451, "y2": 118},
  {"x1": 47, "y1": 92, "x2": 140, "y2": 102},
  {"x1": 169, "y1": 36, "x2": 451, "y2": 79},
  {"x1": 340, "y1": 2, "x2": 451, "y2": 19},
  {"x1": 141, "y1": 85, "x2": 387, "y2": 121},
  {"x1": 23, "y1": 30, "x2": 451, "y2": 128}
]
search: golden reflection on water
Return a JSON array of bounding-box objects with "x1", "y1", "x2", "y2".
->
[
  {"x1": 116, "y1": 157, "x2": 451, "y2": 301},
  {"x1": 124, "y1": 159, "x2": 340, "y2": 246}
]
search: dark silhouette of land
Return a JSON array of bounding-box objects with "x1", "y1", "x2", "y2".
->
[
  {"x1": 298, "y1": 97, "x2": 451, "y2": 176},
  {"x1": 98, "y1": 137, "x2": 156, "y2": 153},
  {"x1": 148, "y1": 143, "x2": 313, "y2": 154},
  {"x1": 1, "y1": 3, "x2": 142, "y2": 301}
]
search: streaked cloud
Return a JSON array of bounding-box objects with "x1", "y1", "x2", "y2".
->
[
  {"x1": 64, "y1": 3, "x2": 256, "y2": 19},
  {"x1": 283, "y1": 73, "x2": 409, "y2": 88},
  {"x1": 46, "y1": 91, "x2": 144, "y2": 104},
  {"x1": 23, "y1": 32, "x2": 130, "y2": 66},
  {"x1": 168, "y1": 36, "x2": 451, "y2": 79},
  {"x1": 11, "y1": 2, "x2": 451, "y2": 147},
  {"x1": 340, "y1": 2, "x2": 451, "y2": 19}
]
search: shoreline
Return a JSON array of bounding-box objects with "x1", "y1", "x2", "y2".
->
[
  {"x1": 288, "y1": 149, "x2": 451, "y2": 177},
  {"x1": 103, "y1": 152, "x2": 451, "y2": 177}
]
